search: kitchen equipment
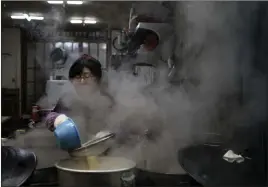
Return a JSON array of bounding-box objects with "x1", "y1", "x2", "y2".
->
[
  {"x1": 136, "y1": 168, "x2": 200, "y2": 186},
  {"x1": 15, "y1": 129, "x2": 26, "y2": 137},
  {"x1": 178, "y1": 143, "x2": 264, "y2": 186},
  {"x1": 69, "y1": 132, "x2": 115, "y2": 157},
  {"x1": 2, "y1": 138, "x2": 8, "y2": 145},
  {"x1": 190, "y1": 132, "x2": 224, "y2": 147},
  {"x1": 20, "y1": 166, "x2": 200, "y2": 187},
  {"x1": 178, "y1": 144, "x2": 226, "y2": 186},
  {"x1": 55, "y1": 156, "x2": 136, "y2": 187},
  {"x1": 176, "y1": 132, "x2": 225, "y2": 186},
  {"x1": 54, "y1": 118, "x2": 81, "y2": 150},
  {"x1": 24, "y1": 167, "x2": 59, "y2": 186},
  {"x1": 50, "y1": 48, "x2": 67, "y2": 65},
  {"x1": 2, "y1": 146, "x2": 37, "y2": 187},
  {"x1": 132, "y1": 63, "x2": 156, "y2": 86},
  {"x1": 31, "y1": 105, "x2": 40, "y2": 122},
  {"x1": 46, "y1": 47, "x2": 69, "y2": 107}
]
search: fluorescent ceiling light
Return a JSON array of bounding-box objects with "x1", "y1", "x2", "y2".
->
[
  {"x1": 11, "y1": 14, "x2": 44, "y2": 21},
  {"x1": 67, "y1": 1, "x2": 83, "y2": 5},
  {"x1": 47, "y1": 1, "x2": 64, "y2": 4},
  {"x1": 23, "y1": 13, "x2": 31, "y2": 21},
  {"x1": 70, "y1": 19, "x2": 83, "y2": 24},
  {"x1": 84, "y1": 20, "x2": 97, "y2": 24},
  {"x1": 11, "y1": 15, "x2": 25, "y2": 19},
  {"x1": 30, "y1": 16, "x2": 44, "y2": 20}
]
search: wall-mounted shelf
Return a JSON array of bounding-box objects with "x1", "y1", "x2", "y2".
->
[{"x1": 26, "y1": 29, "x2": 108, "y2": 42}]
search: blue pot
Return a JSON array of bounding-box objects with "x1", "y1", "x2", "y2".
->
[{"x1": 54, "y1": 118, "x2": 81, "y2": 150}]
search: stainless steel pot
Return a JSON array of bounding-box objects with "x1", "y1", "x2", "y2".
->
[{"x1": 55, "y1": 156, "x2": 136, "y2": 187}]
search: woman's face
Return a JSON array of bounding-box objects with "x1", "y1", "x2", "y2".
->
[
  {"x1": 71, "y1": 67, "x2": 99, "y2": 91},
  {"x1": 71, "y1": 67, "x2": 99, "y2": 98},
  {"x1": 72, "y1": 67, "x2": 95, "y2": 85}
]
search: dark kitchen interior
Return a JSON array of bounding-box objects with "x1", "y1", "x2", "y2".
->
[{"x1": 1, "y1": 1, "x2": 268, "y2": 187}]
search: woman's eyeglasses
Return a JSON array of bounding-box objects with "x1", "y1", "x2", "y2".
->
[{"x1": 75, "y1": 73, "x2": 94, "y2": 80}]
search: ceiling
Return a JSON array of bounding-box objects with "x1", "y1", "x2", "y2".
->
[{"x1": 1, "y1": 1, "x2": 134, "y2": 29}]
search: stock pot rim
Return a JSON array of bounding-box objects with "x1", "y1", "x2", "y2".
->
[{"x1": 55, "y1": 156, "x2": 136, "y2": 173}]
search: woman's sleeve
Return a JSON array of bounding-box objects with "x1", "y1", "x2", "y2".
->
[
  {"x1": 44, "y1": 96, "x2": 70, "y2": 131},
  {"x1": 45, "y1": 112, "x2": 60, "y2": 131}
]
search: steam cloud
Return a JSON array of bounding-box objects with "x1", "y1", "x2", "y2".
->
[{"x1": 7, "y1": 1, "x2": 267, "y2": 172}]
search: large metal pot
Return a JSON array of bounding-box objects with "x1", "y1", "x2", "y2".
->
[{"x1": 55, "y1": 156, "x2": 136, "y2": 187}]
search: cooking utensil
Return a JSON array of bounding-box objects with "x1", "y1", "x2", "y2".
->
[
  {"x1": 135, "y1": 168, "x2": 200, "y2": 186},
  {"x1": 68, "y1": 132, "x2": 115, "y2": 157},
  {"x1": 2, "y1": 146, "x2": 37, "y2": 187},
  {"x1": 50, "y1": 48, "x2": 67, "y2": 65},
  {"x1": 178, "y1": 144, "x2": 263, "y2": 186},
  {"x1": 55, "y1": 156, "x2": 136, "y2": 187}
]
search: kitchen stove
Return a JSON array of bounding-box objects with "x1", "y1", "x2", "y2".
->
[{"x1": 22, "y1": 167, "x2": 200, "y2": 187}]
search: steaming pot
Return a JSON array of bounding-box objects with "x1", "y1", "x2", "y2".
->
[{"x1": 55, "y1": 156, "x2": 136, "y2": 187}]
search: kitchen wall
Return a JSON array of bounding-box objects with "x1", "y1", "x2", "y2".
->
[
  {"x1": 1, "y1": 28, "x2": 21, "y2": 89},
  {"x1": 26, "y1": 41, "x2": 107, "y2": 112},
  {"x1": 1, "y1": 28, "x2": 22, "y2": 116},
  {"x1": 252, "y1": 4, "x2": 268, "y2": 184},
  {"x1": 1, "y1": 27, "x2": 109, "y2": 114}
]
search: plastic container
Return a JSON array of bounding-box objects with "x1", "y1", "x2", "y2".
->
[{"x1": 54, "y1": 118, "x2": 81, "y2": 150}]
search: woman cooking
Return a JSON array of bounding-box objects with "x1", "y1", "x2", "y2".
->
[
  {"x1": 45, "y1": 50, "x2": 168, "y2": 166},
  {"x1": 43, "y1": 51, "x2": 178, "y2": 173},
  {"x1": 45, "y1": 53, "x2": 114, "y2": 144}
]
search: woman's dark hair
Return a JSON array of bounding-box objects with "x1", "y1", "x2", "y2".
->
[{"x1": 69, "y1": 54, "x2": 102, "y2": 82}]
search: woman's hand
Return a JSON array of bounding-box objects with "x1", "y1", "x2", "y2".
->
[{"x1": 45, "y1": 112, "x2": 68, "y2": 132}]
